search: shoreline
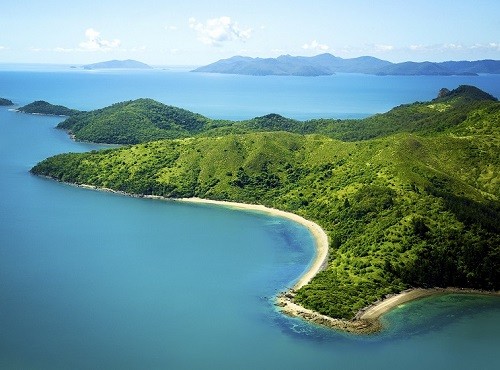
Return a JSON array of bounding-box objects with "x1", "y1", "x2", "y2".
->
[
  {"x1": 46, "y1": 181, "x2": 500, "y2": 334},
  {"x1": 174, "y1": 197, "x2": 330, "y2": 290}
]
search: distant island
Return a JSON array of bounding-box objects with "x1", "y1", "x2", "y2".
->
[
  {"x1": 0, "y1": 98, "x2": 14, "y2": 106},
  {"x1": 31, "y1": 85, "x2": 499, "y2": 332},
  {"x1": 82, "y1": 59, "x2": 153, "y2": 70},
  {"x1": 192, "y1": 53, "x2": 500, "y2": 76},
  {"x1": 18, "y1": 100, "x2": 79, "y2": 116}
]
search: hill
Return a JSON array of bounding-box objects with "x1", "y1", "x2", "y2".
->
[
  {"x1": 82, "y1": 59, "x2": 153, "y2": 70},
  {"x1": 31, "y1": 86, "x2": 500, "y2": 322},
  {"x1": 57, "y1": 98, "x2": 213, "y2": 144},
  {"x1": 18, "y1": 100, "x2": 79, "y2": 116},
  {"x1": 193, "y1": 53, "x2": 500, "y2": 76},
  {"x1": 0, "y1": 98, "x2": 14, "y2": 106},
  {"x1": 56, "y1": 85, "x2": 498, "y2": 144}
]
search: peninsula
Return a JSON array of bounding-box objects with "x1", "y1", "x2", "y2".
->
[{"x1": 31, "y1": 85, "x2": 500, "y2": 332}]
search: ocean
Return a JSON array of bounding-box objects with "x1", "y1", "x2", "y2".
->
[{"x1": 0, "y1": 67, "x2": 499, "y2": 369}]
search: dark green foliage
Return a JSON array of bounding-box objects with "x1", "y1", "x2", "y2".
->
[
  {"x1": 31, "y1": 85, "x2": 500, "y2": 319},
  {"x1": 18, "y1": 100, "x2": 79, "y2": 116},
  {"x1": 0, "y1": 98, "x2": 14, "y2": 106},
  {"x1": 433, "y1": 85, "x2": 497, "y2": 103}
]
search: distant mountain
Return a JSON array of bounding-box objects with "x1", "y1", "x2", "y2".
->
[
  {"x1": 192, "y1": 53, "x2": 500, "y2": 76},
  {"x1": 193, "y1": 53, "x2": 391, "y2": 76},
  {"x1": 82, "y1": 59, "x2": 153, "y2": 70}
]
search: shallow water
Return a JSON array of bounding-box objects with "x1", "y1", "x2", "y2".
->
[{"x1": 0, "y1": 69, "x2": 499, "y2": 369}]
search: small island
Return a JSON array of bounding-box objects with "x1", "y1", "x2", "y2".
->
[
  {"x1": 0, "y1": 97, "x2": 14, "y2": 106},
  {"x1": 31, "y1": 85, "x2": 500, "y2": 333},
  {"x1": 82, "y1": 59, "x2": 153, "y2": 70},
  {"x1": 18, "y1": 100, "x2": 79, "y2": 116}
]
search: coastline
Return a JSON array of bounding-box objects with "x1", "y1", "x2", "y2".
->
[{"x1": 49, "y1": 181, "x2": 500, "y2": 334}]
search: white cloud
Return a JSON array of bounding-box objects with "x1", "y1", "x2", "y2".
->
[
  {"x1": 79, "y1": 28, "x2": 121, "y2": 51},
  {"x1": 407, "y1": 42, "x2": 500, "y2": 53},
  {"x1": 409, "y1": 44, "x2": 426, "y2": 51},
  {"x1": 166, "y1": 25, "x2": 178, "y2": 31},
  {"x1": 53, "y1": 47, "x2": 74, "y2": 53},
  {"x1": 374, "y1": 44, "x2": 394, "y2": 52},
  {"x1": 189, "y1": 16, "x2": 252, "y2": 46},
  {"x1": 443, "y1": 43, "x2": 463, "y2": 50},
  {"x1": 302, "y1": 40, "x2": 329, "y2": 52}
]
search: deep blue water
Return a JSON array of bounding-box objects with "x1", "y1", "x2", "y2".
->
[{"x1": 0, "y1": 68, "x2": 499, "y2": 369}]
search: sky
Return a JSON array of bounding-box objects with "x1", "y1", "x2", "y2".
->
[{"x1": 1, "y1": 0, "x2": 499, "y2": 66}]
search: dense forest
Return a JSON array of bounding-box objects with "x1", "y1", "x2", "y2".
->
[{"x1": 31, "y1": 85, "x2": 499, "y2": 319}]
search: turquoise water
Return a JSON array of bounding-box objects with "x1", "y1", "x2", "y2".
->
[{"x1": 0, "y1": 69, "x2": 499, "y2": 369}]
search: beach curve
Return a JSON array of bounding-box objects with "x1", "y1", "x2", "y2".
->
[{"x1": 175, "y1": 197, "x2": 330, "y2": 290}]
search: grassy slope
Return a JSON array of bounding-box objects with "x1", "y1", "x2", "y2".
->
[{"x1": 32, "y1": 90, "x2": 500, "y2": 318}]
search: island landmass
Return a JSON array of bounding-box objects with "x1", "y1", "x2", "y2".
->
[
  {"x1": 0, "y1": 97, "x2": 14, "y2": 106},
  {"x1": 18, "y1": 100, "x2": 79, "y2": 116},
  {"x1": 192, "y1": 53, "x2": 500, "y2": 76},
  {"x1": 82, "y1": 59, "x2": 153, "y2": 70},
  {"x1": 30, "y1": 85, "x2": 500, "y2": 332}
]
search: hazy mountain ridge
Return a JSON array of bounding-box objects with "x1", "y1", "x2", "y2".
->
[
  {"x1": 82, "y1": 59, "x2": 153, "y2": 70},
  {"x1": 193, "y1": 53, "x2": 500, "y2": 76}
]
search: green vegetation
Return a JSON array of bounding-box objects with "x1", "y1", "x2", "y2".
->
[
  {"x1": 56, "y1": 85, "x2": 497, "y2": 145},
  {"x1": 31, "y1": 86, "x2": 500, "y2": 319},
  {"x1": 58, "y1": 99, "x2": 214, "y2": 144},
  {"x1": 18, "y1": 100, "x2": 79, "y2": 116},
  {"x1": 0, "y1": 98, "x2": 14, "y2": 106}
]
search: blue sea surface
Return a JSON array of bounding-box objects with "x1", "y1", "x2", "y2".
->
[{"x1": 0, "y1": 68, "x2": 499, "y2": 369}]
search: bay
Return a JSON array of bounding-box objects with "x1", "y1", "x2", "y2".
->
[{"x1": 0, "y1": 68, "x2": 499, "y2": 369}]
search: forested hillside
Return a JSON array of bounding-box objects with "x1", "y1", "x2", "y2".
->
[
  {"x1": 32, "y1": 86, "x2": 500, "y2": 319},
  {"x1": 56, "y1": 85, "x2": 497, "y2": 144}
]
